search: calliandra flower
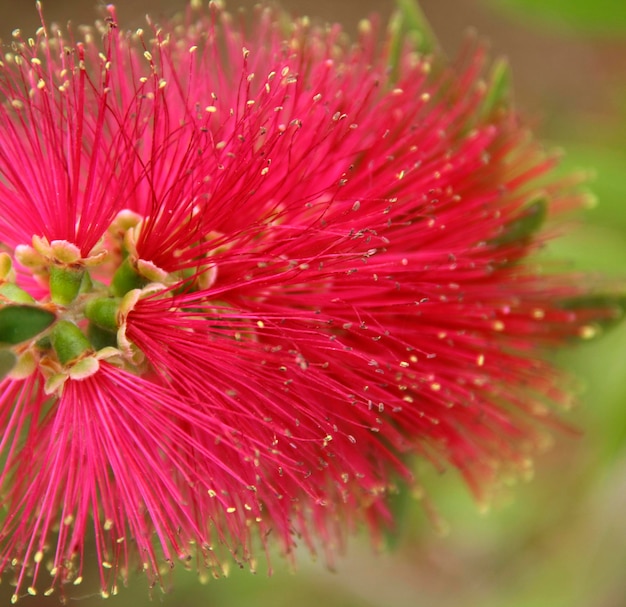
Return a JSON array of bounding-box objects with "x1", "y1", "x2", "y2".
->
[{"x1": 0, "y1": 0, "x2": 622, "y2": 602}]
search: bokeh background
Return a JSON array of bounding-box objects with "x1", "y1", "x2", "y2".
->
[{"x1": 0, "y1": 0, "x2": 625, "y2": 605}]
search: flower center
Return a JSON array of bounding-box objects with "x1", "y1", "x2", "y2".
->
[{"x1": 0, "y1": 209, "x2": 217, "y2": 394}]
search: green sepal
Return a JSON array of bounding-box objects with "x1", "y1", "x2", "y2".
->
[
  {"x1": 0, "y1": 305, "x2": 56, "y2": 346},
  {"x1": 49, "y1": 265, "x2": 85, "y2": 306},
  {"x1": 491, "y1": 197, "x2": 548, "y2": 246},
  {"x1": 111, "y1": 258, "x2": 148, "y2": 297},
  {"x1": 0, "y1": 282, "x2": 36, "y2": 304},
  {"x1": 0, "y1": 349, "x2": 17, "y2": 381},
  {"x1": 50, "y1": 320, "x2": 93, "y2": 365},
  {"x1": 87, "y1": 322, "x2": 119, "y2": 350},
  {"x1": 85, "y1": 297, "x2": 120, "y2": 332},
  {"x1": 480, "y1": 57, "x2": 512, "y2": 120}
]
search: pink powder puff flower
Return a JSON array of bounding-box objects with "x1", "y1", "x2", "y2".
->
[{"x1": 0, "y1": 0, "x2": 622, "y2": 602}]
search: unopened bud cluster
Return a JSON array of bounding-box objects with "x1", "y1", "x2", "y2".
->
[{"x1": 0, "y1": 209, "x2": 221, "y2": 395}]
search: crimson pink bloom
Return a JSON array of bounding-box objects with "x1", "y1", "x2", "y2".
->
[{"x1": 0, "y1": 1, "x2": 620, "y2": 602}]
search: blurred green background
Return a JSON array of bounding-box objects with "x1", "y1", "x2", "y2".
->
[{"x1": 1, "y1": 0, "x2": 625, "y2": 605}]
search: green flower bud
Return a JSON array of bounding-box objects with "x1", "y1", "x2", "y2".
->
[
  {"x1": 111, "y1": 258, "x2": 148, "y2": 297},
  {"x1": 49, "y1": 266, "x2": 85, "y2": 306},
  {"x1": 85, "y1": 297, "x2": 121, "y2": 332},
  {"x1": 50, "y1": 320, "x2": 93, "y2": 365}
]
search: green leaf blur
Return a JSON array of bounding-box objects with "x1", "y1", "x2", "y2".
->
[{"x1": 487, "y1": 0, "x2": 626, "y2": 34}]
